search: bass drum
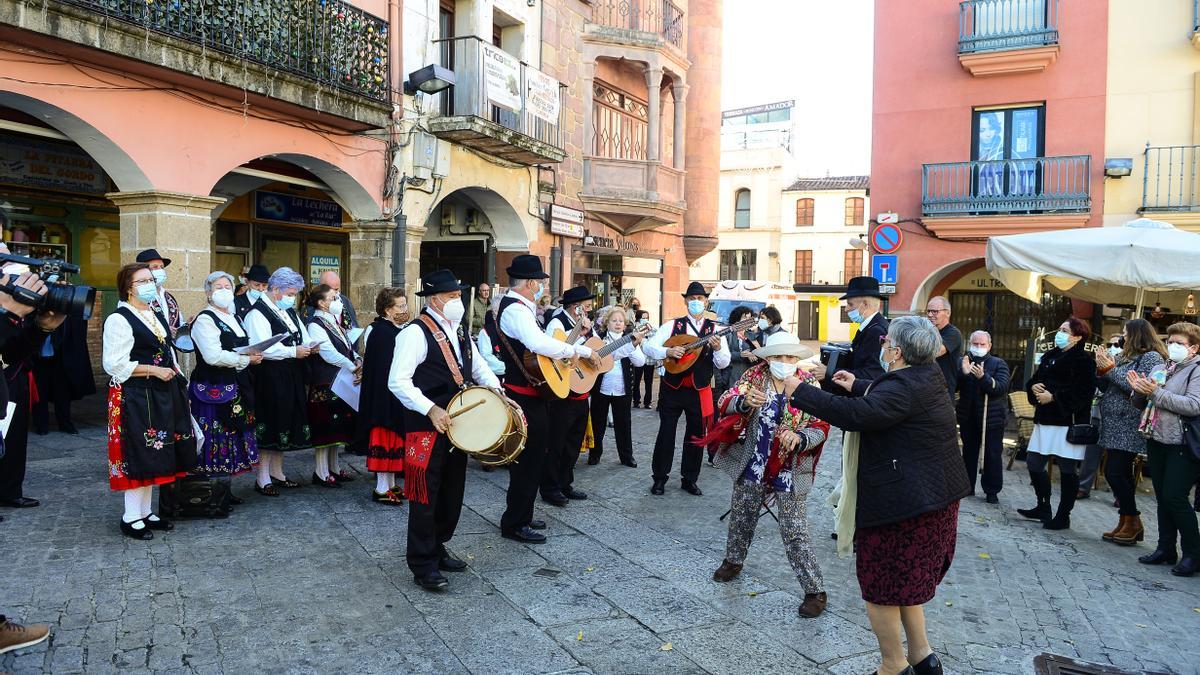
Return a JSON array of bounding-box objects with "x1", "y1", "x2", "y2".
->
[{"x1": 445, "y1": 386, "x2": 527, "y2": 466}]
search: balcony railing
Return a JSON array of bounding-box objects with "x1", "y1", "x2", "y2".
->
[
  {"x1": 958, "y1": 0, "x2": 1059, "y2": 54},
  {"x1": 591, "y1": 0, "x2": 686, "y2": 50},
  {"x1": 59, "y1": 0, "x2": 390, "y2": 101},
  {"x1": 434, "y1": 36, "x2": 563, "y2": 151},
  {"x1": 1141, "y1": 144, "x2": 1200, "y2": 212},
  {"x1": 922, "y1": 155, "x2": 1091, "y2": 216}
]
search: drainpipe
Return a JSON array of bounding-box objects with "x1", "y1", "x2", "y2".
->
[
  {"x1": 388, "y1": 0, "x2": 404, "y2": 289},
  {"x1": 392, "y1": 213, "x2": 407, "y2": 288}
]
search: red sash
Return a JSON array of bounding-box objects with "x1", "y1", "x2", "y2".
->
[{"x1": 404, "y1": 431, "x2": 437, "y2": 504}]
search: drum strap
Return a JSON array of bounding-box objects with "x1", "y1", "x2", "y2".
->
[{"x1": 418, "y1": 315, "x2": 466, "y2": 388}]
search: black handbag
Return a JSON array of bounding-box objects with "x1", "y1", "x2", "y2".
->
[
  {"x1": 1180, "y1": 369, "x2": 1200, "y2": 462},
  {"x1": 1066, "y1": 423, "x2": 1099, "y2": 445}
]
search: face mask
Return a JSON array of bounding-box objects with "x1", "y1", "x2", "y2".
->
[
  {"x1": 1054, "y1": 331, "x2": 1070, "y2": 349},
  {"x1": 848, "y1": 308, "x2": 863, "y2": 323},
  {"x1": 329, "y1": 299, "x2": 344, "y2": 317},
  {"x1": 769, "y1": 361, "x2": 798, "y2": 380},
  {"x1": 757, "y1": 318, "x2": 769, "y2": 331},
  {"x1": 211, "y1": 288, "x2": 235, "y2": 309},
  {"x1": 533, "y1": 282, "x2": 545, "y2": 302},
  {"x1": 247, "y1": 289, "x2": 263, "y2": 304},
  {"x1": 1168, "y1": 343, "x2": 1191, "y2": 363},
  {"x1": 1107, "y1": 346, "x2": 1123, "y2": 357},
  {"x1": 151, "y1": 269, "x2": 167, "y2": 285},
  {"x1": 276, "y1": 294, "x2": 296, "y2": 310},
  {"x1": 879, "y1": 348, "x2": 894, "y2": 373},
  {"x1": 969, "y1": 346, "x2": 989, "y2": 358},
  {"x1": 440, "y1": 298, "x2": 466, "y2": 323},
  {"x1": 134, "y1": 282, "x2": 157, "y2": 304},
  {"x1": 687, "y1": 300, "x2": 706, "y2": 316},
  {"x1": 238, "y1": 276, "x2": 247, "y2": 286}
]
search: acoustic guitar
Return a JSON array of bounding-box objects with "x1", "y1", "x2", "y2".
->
[
  {"x1": 569, "y1": 324, "x2": 654, "y2": 395},
  {"x1": 526, "y1": 313, "x2": 588, "y2": 399},
  {"x1": 662, "y1": 316, "x2": 760, "y2": 375}
]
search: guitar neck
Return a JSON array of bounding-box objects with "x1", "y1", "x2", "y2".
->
[
  {"x1": 680, "y1": 319, "x2": 756, "y2": 351},
  {"x1": 597, "y1": 331, "x2": 637, "y2": 358}
]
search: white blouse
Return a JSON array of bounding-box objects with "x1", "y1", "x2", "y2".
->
[
  {"x1": 308, "y1": 310, "x2": 357, "y2": 371},
  {"x1": 244, "y1": 299, "x2": 310, "y2": 361},
  {"x1": 192, "y1": 305, "x2": 251, "y2": 371},
  {"x1": 102, "y1": 301, "x2": 176, "y2": 384}
]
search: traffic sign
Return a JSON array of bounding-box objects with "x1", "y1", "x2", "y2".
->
[
  {"x1": 872, "y1": 254, "x2": 898, "y2": 284},
  {"x1": 871, "y1": 223, "x2": 904, "y2": 254}
]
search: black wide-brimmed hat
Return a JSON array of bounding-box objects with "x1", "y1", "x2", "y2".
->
[
  {"x1": 136, "y1": 248, "x2": 171, "y2": 267},
  {"x1": 840, "y1": 276, "x2": 883, "y2": 300},
  {"x1": 560, "y1": 286, "x2": 595, "y2": 306},
  {"x1": 506, "y1": 254, "x2": 550, "y2": 280},
  {"x1": 417, "y1": 269, "x2": 470, "y2": 297},
  {"x1": 681, "y1": 281, "x2": 709, "y2": 298},
  {"x1": 245, "y1": 264, "x2": 270, "y2": 284}
]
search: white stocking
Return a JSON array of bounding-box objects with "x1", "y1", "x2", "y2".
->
[
  {"x1": 140, "y1": 486, "x2": 156, "y2": 520},
  {"x1": 314, "y1": 448, "x2": 330, "y2": 480},
  {"x1": 375, "y1": 472, "x2": 393, "y2": 493},
  {"x1": 270, "y1": 451, "x2": 286, "y2": 481},
  {"x1": 329, "y1": 445, "x2": 342, "y2": 475},
  {"x1": 257, "y1": 455, "x2": 273, "y2": 488},
  {"x1": 122, "y1": 490, "x2": 145, "y2": 526}
]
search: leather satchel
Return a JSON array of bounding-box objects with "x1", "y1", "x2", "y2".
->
[{"x1": 1066, "y1": 423, "x2": 1099, "y2": 446}]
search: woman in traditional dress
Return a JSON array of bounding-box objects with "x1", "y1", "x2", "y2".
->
[
  {"x1": 103, "y1": 263, "x2": 197, "y2": 540},
  {"x1": 244, "y1": 266, "x2": 314, "y2": 496},
  {"x1": 357, "y1": 287, "x2": 410, "y2": 504},
  {"x1": 189, "y1": 271, "x2": 262, "y2": 504},
  {"x1": 304, "y1": 283, "x2": 362, "y2": 488}
]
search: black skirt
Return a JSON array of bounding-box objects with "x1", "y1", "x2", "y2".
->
[
  {"x1": 252, "y1": 359, "x2": 311, "y2": 451},
  {"x1": 117, "y1": 377, "x2": 198, "y2": 480}
]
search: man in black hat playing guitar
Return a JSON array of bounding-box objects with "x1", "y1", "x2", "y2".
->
[
  {"x1": 642, "y1": 282, "x2": 731, "y2": 496},
  {"x1": 494, "y1": 255, "x2": 599, "y2": 543},
  {"x1": 812, "y1": 276, "x2": 890, "y2": 393},
  {"x1": 541, "y1": 285, "x2": 596, "y2": 507},
  {"x1": 390, "y1": 269, "x2": 501, "y2": 590}
]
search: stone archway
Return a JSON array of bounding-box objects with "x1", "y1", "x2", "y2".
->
[
  {"x1": 910, "y1": 257, "x2": 983, "y2": 312},
  {"x1": 418, "y1": 187, "x2": 530, "y2": 289}
]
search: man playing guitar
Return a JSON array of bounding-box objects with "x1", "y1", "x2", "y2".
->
[
  {"x1": 641, "y1": 282, "x2": 731, "y2": 496},
  {"x1": 495, "y1": 256, "x2": 598, "y2": 543},
  {"x1": 541, "y1": 286, "x2": 597, "y2": 507}
]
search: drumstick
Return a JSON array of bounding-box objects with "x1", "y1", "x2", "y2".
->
[{"x1": 449, "y1": 399, "x2": 486, "y2": 419}]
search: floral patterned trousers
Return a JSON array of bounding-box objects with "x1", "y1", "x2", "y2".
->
[{"x1": 724, "y1": 479, "x2": 825, "y2": 594}]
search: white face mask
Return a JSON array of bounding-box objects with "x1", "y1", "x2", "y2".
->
[
  {"x1": 1168, "y1": 342, "x2": 1191, "y2": 363},
  {"x1": 151, "y1": 269, "x2": 167, "y2": 286},
  {"x1": 757, "y1": 318, "x2": 769, "y2": 331},
  {"x1": 969, "y1": 346, "x2": 989, "y2": 358},
  {"x1": 769, "y1": 361, "x2": 798, "y2": 380},
  {"x1": 211, "y1": 288, "x2": 235, "y2": 309},
  {"x1": 328, "y1": 299, "x2": 344, "y2": 317},
  {"x1": 440, "y1": 298, "x2": 466, "y2": 323}
]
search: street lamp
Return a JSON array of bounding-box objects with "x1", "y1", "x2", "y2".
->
[{"x1": 403, "y1": 64, "x2": 456, "y2": 96}]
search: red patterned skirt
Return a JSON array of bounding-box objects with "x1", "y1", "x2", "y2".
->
[
  {"x1": 366, "y1": 427, "x2": 406, "y2": 473},
  {"x1": 106, "y1": 384, "x2": 190, "y2": 491},
  {"x1": 854, "y1": 501, "x2": 961, "y2": 606}
]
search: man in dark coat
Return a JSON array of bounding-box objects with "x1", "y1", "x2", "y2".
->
[
  {"x1": 814, "y1": 276, "x2": 889, "y2": 394},
  {"x1": 956, "y1": 330, "x2": 1010, "y2": 503},
  {"x1": 31, "y1": 314, "x2": 95, "y2": 435},
  {"x1": 234, "y1": 264, "x2": 270, "y2": 322}
]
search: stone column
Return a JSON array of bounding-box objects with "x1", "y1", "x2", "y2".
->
[
  {"x1": 402, "y1": 221, "x2": 428, "y2": 310},
  {"x1": 107, "y1": 190, "x2": 224, "y2": 317},
  {"x1": 672, "y1": 82, "x2": 689, "y2": 170},
  {"x1": 644, "y1": 67, "x2": 663, "y2": 163},
  {"x1": 582, "y1": 60, "x2": 596, "y2": 190},
  {"x1": 348, "y1": 219, "x2": 395, "y2": 322}
]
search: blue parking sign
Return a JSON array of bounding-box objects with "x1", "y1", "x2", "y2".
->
[{"x1": 871, "y1": 255, "x2": 898, "y2": 284}]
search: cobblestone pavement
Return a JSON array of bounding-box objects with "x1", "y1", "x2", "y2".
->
[{"x1": 2, "y1": 402, "x2": 1200, "y2": 674}]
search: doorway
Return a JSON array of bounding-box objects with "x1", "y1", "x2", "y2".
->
[
  {"x1": 420, "y1": 240, "x2": 487, "y2": 289},
  {"x1": 255, "y1": 225, "x2": 348, "y2": 286},
  {"x1": 796, "y1": 300, "x2": 819, "y2": 340}
]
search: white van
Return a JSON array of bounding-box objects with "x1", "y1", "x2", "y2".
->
[{"x1": 707, "y1": 280, "x2": 800, "y2": 332}]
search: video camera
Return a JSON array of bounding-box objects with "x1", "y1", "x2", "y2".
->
[
  {"x1": 819, "y1": 342, "x2": 853, "y2": 381},
  {"x1": 0, "y1": 253, "x2": 96, "y2": 320}
]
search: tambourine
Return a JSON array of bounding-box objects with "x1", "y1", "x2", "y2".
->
[{"x1": 171, "y1": 323, "x2": 196, "y2": 353}]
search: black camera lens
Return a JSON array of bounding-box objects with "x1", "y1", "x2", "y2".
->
[{"x1": 44, "y1": 283, "x2": 96, "y2": 320}]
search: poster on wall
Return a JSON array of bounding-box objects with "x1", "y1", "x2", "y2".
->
[
  {"x1": 309, "y1": 255, "x2": 341, "y2": 284},
  {"x1": 255, "y1": 190, "x2": 343, "y2": 228},
  {"x1": 526, "y1": 69, "x2": 560, "y2": 123},
  {"x1": 0, "y1": 134, "x2": 112, "y2": 194},
  {"x1": 482, "y1": 44, "x2": 522, "y2": 113}
]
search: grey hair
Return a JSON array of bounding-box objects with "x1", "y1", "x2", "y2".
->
[
  {"x1": 887, "y1": 315, "x2": 942, "y2": 366},
  {"x1": 859, "y1": 296, "x2": 882, "y2": 312},
  {"x1": 928, "y1": 295, "x2": 952, "y2": 312},
  {"x1": 203, "y1": 271, "x2": 235, "y2": 295},
  {"x1": 268, "y1": 267, "x2": 305, "y2": 292},
  {"x1": 969, "y1": 330, "x2": 992, "y2": 343}
]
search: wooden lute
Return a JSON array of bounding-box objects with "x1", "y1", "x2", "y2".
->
[
  {"x1": 569, "y1": 324, "x2": 654, "y2": 394},
  {"x1": 662, "y1": 316, "x2": 759, "y2": 375},
  {"x1": 524, "y1": 310, "x2": 588, "y2": 399}
]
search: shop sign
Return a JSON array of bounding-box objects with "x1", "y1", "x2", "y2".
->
[
  {"x1": 309, "y1": 255, "x2": 341, "y2": 284},
  {"x1": 584, "y1": 232, "x2": 643, "y2": 253},
  {"x1": 526, "y1": 69, "x2": 561, "y2": 123},
  {"x1": 0, "y1": 134, "x2": 111, "y2": 195},
  {"x1": 482, "y1": 44, "x2": 522, "y2": 113},
  {"x1": 255, "y1": 190, "x2": 343, "y2": 228},
  {"x1": 548, "y1": 204, "x2": 584, "y2": 238}
]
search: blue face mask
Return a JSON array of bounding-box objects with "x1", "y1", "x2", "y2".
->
[
  {"x1": 879, "y1": 347, "x2": 893, "y2": 373},
  {"x1": 1054, "y1": 331, "x2": 1070, "y2": 349},
  {"x1": 687, "y1": 300, "x2": 706, "y2": 316},
  {"x1": 247, "y1": 289, "x2": 263, "y2": 304},
  {"x1": 848, "y1": 308, "x2": 863, "y2": 323},
  {"x1": 533, "y1": 282, "x2": 545, "y2": 302},
  {"x1": 276, "y1": 294, "x2": 296, "y2": 310},
  {"x1": 134, "y1": 282, "x2": 157, "y2": 304}
]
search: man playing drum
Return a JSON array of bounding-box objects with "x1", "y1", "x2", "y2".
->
[{"x1": 390, "y1": 269, "x2": 500, "y2": 591}]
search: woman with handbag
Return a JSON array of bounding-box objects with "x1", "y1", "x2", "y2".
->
[
  {"x1": 1018, "y1": 317, "x2": 1097, "y2": 531},
  {"x1": 1093, "y1": 319, "x2": 1165, "y2": 545},
  {"x1": 1129, "y1": 322, "x2": 1200, "y2": 577}
]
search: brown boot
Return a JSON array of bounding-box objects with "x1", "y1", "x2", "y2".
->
[
  {"x1": 1113, "y1": 515, "x2": 1145, "y2": 546},
  {"x1": 712, "y1": 560, "x2": 743, "y2": 582},
  {"x1": 0, "y1": 616, "x2": 50, "y2": 654},
  {"x1": 798, "y1": 592, "x2": 827, "y2": 618},
  {"x1": 1102, "y1": 514, "x2": 1128, "y2": 542}
]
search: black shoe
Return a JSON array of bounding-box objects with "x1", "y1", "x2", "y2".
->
[
  {"x1": 529, "y1": 519, "x2": 547, "y2": 530},
  {"x1": 632, "y1": 403, "x2": 640, "y2": 408},
  {"x1": 438, "y1": 553, "x2": 468, "y2": 572},
  {"x1": 143, "y1": 515, "x2": 173, "y2": 531},
  {"x1": 541, "y1": 491, "x2": 569, "y2": 507},
  {"x1": 985, "y1": 493, "x2": 999, "y2": 504},
  {"x1": 312, "y1": 473, "x2": 341, "y2": 489},
  {"x1": 414, "y1": 571, "x2": 448, "y2": 590},
  {"x1": 334, "y1": 470, "x2": 355, "y2": 483},
  {"x1": 681, "y1": 481, "x2": 703, "y2": 496},
  {"x1": 620, "y1": 459, "x2": 638, "y2": 468},
  {"x1": 32, "y1": 427, "x2": 48, "y2": 436},
  {"x1": 229, "y1": 495, "x2": 245, "y2": 506},
  {"x1": 564, "y1": 487, "x2": 588, "y2": 500},
  {"x1": 502, "y1": 526, "x2": 547, "y2": 544},
  {"x1": 1138, "y1": 549, "x2": 1178, "y2": 565},
  {"x1": 60, "y1": 423, "x2": 79, "y2": 435},
  {"x1": 1170, "y1": 556, "x2": 1197, "y2": 577},
  {"x1": 1042, "y1": 514, "x2": 1070, "y2": 530},
  {"x1": 650, "y1": 480, "x2": 665, "y2": 496},
  {"x1": 0, "y1": 497, "x2": 39, "y2": 508},
  {"x1": 912, "y1": 652, "x2": 944, "y2": 675},
  {"x1": 273, "y1": 477, "x2": 301, "y2": 489},
  {"x1": 1017, "y1": 503, "x2": 1051, "y2": 520},
  {"x1": 586, "y1": 456, "x2": 600, "y2": 466},
  {"x1": 119, "y1": 519, "x2": 153, "y2": 541}
]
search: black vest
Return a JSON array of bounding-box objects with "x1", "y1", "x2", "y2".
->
[
  {"x1": 662, "y1": 317, "x2": 714, "y2": 389},
  {"x1": 234, "y1": 292, "x2": 254, "y2": 321},
  {"x1": 251, "y1": 300, "x2": 304, "y2": 347},
  {"x1": 548, "y1": 308, "x2": 592, "y2": 340},
  {"x1": 482, "y1": 309, "x2": 502, "y2": 357},
  {"x1": 191, "y1": 309, "x2": 249, "y2": 386},
  {"x1": 496, "y1": 296, "x2": 531, "y2": 388},
  {"x1": 591, "y1": 329, "x2": 635, "y2": 396},
  {"x1": 403, "y1": 311, "x2": 475, "y2": 432},
  {"x1": 357, "y1": 317, "x2": 406, "y2": 435},
  {"x1": 114, "y1": 306, "x2": 176, "y2": 369},
  {"x1": 304, "y1": 314, "x2": 355, "y2": 387}
]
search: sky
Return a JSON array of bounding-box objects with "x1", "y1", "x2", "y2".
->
[{"x1": 720, "y1": 0, "x2": 874, "y2": 177}]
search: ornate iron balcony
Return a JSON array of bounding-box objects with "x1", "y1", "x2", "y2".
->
[
  {"x1": 922, "y1": 155, "x2": 1091, "y2": 216},
  {"x1": 959, "y1": 0, "x2": 1059, "y2": 54},
  {"x1": 59, "y1": 0, "x2": 390, "y2": 102},
  {"x1": 591, "y1": 0, "x2": 686, "y2": 50},
  {"x1": 1142, "y1": 144, "x2": 1200, "y2": 212}
]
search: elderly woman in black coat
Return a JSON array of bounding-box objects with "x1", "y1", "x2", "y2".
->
[{"x1": 789, "y1": 315, "x2": 971, "y2": 675}]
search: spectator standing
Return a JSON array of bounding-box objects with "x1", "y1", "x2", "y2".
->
[
  {"x1": 956, "y1": 330, "x2": 1010, "y2": 503},
  {"x1": 469, "y1": 283, "x2": 491, "y2": 336},
  {"x1": 1079, "y1": 331, "x2": 1126, "y2": 499},
  {"x1": 31, "y1": 314, "x2": 94, "y2": 435},
  {"x1": 925, "y1": 295, "x2": 962, "y2": 401},
  {"x1": 632, "y1": 310, "x2": 656, "y2": 408}
]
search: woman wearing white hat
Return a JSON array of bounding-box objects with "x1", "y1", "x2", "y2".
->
[{"x1": 697, "y1": 331, "x2": 831, "y2": 618}]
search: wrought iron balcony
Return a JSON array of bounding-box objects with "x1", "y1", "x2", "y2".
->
[
  {"x1": 922, "y1": 155, "x2": 1091, "y2": 216},
  {"x1": 1141, "y1": 144, "x2": 1200, "y2": 212},
  {"x1": 958, "y1": 0, "x2": 1059, "y2": 54},
  {"x1": 590, "y1": 0, "x2": 686, "y2": 51},
  {"x1": 58, "y1": 0, "x2": 390, "y2": 102}
]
